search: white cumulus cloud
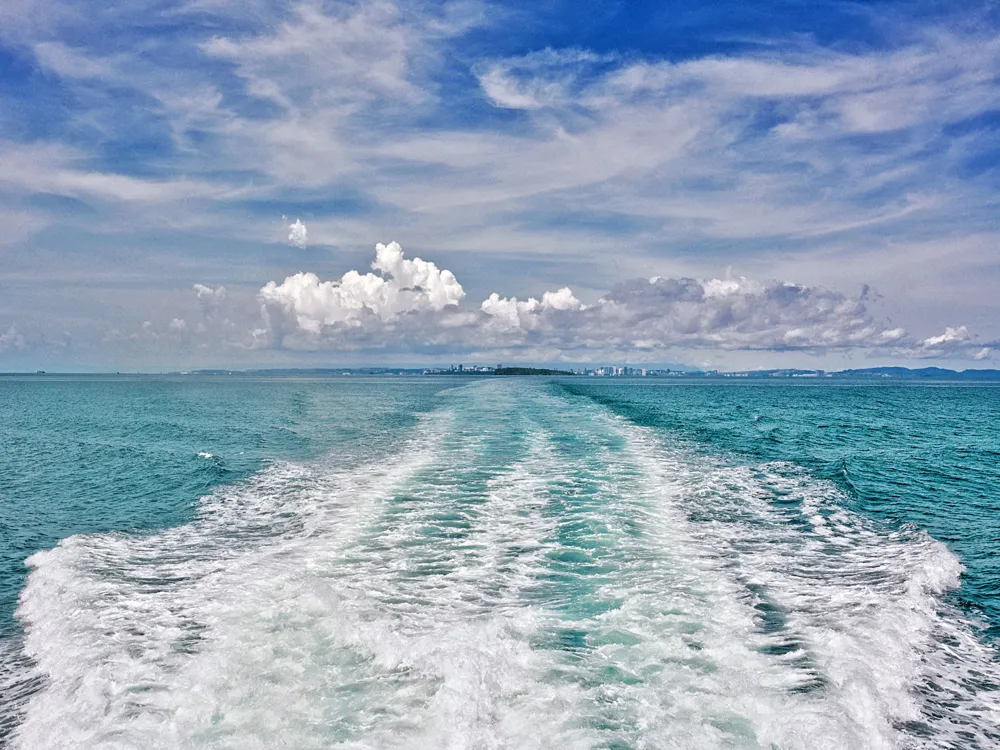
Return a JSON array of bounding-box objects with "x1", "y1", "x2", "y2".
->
[
  {"x1": 481, "y1": 287, "x2": 586, "y2": 331},
  {"x1": 922, "y1": 325, "x2": 970, "y2": 348},
  {"x1": 253, "y1": 242, "x2": 988, "y2": 359},
  {"x1": 261, "y1": 241, "x2": 465, "y2": 335}
]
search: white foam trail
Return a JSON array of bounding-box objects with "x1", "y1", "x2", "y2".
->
[
  {"x1": 476, "y1": 388, "x2": 838, "y2": 748},
  {"x1": 594, "y1": 411, "x2": 1000, "y2": 748},
  {"x1": 0, "y1": 636, "x2": 39, "y2": 743},
  {"x1": 12, "y1": 411, "x2": 453, "y2": 749},
  {"x1": 269, "y1": 383, "x2": 593, "y2": 747},
  {"x1": 8, "y1": 380, "x2": 1000, "y2": 749}
]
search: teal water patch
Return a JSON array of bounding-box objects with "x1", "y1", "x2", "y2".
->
[
  {"x1": 558, "y1": 379, "x2": 1000, "y2": 639},
  {"x1": 3, "y1": 377, "x2": 1000, "y2": 749},
  {"x1": 0, "y1": 375, "x2": 448, "y2": 637}
]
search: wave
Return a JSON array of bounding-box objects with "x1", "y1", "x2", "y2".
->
[
  {"x1": 610, "y1": 419, "x2": 1000, "y2": 748},
  {"x1": 7, "y1": 380, "x2": 1000, "y2": 749},
  {"x1": 10, "y1": 408, "x2": 453, "y2": 749}
]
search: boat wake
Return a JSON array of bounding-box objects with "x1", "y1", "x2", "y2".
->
[{"x1": 7, "y1": 380, "x2": 1000, "y2": 749}]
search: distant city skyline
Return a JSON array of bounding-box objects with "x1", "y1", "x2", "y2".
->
[{"x1": 1, "y1": 0, "x2": 998, "y2": 371}]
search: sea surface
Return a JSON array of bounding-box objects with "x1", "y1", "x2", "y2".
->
[{"x1": 1, "y1": 375, "x2": 998, "y2": 749}]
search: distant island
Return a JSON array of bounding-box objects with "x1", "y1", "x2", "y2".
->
[{"x1": 494, "y1": 367, "x2": 574, "y2": 376}]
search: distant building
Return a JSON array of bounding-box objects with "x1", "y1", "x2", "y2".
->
[{"x1": 458, "y1": 364, "x2": 463, "y2": 372}]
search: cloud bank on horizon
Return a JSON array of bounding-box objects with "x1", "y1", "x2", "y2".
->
[
  {"x1": 248, "y1": 241, "x2": 990, "y2": 361},
  {"x1": 0, "y1": 0, "x2": 998, "y2": 368}
]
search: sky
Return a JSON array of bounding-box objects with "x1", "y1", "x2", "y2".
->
[{"x1": 0, "y1": 0, "x2": 998, "y2": 371}]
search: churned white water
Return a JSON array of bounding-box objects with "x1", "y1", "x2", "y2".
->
[{"x1": 8, "y1": 380, "x2": 1000, "y2": 749}]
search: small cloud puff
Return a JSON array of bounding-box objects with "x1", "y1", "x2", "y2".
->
[
  {"x1": 922, "y1": 325, "x2": 970, "y2": 348},
  {"x1": 287, "y1": 218, "x2": 308, "y2": 249},
  {"x1": 0, "y1": 324, "x2": 25, "y2": 352},
  {"x1": 193, "y1": 283, "x2": 227, "y2": 303},
  {"x1": 193, "y1": 284, "x2": 228, "y2": 319},
  {"x1": 906, "y1": 325, "x2": 987, "y2": 357}
]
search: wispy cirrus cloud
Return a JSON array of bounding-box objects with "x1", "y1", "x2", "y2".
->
[
  {"x1": 0, "y1": 143, "x2": 246, "y2": 205},
  {"x1": 32, "y1": 41, "x2": 122, "y2": 80}
]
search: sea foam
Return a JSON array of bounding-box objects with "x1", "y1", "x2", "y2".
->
[{"x1": 9, "y1": 380, "x2": 1000, "y2": 749}]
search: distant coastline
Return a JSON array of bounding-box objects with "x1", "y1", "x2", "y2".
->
[
  {"x1": 3, "y1": 366, "x2": 999, "y2": 379},
  {"x1": 494, "y1": 367, "x2": 573, "y2": 376}
]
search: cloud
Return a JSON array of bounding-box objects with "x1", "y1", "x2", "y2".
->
[
  {"x1": 7, "y1": 4, "x2": 1000, "y2": 256},
  {"x1": 103, "y1": 317, "x2": 193, "y2": 348},
  {"x1": 1, "y1": 1, "x2": 998, "y2": 366},
  {"x1": 922, "y1": 325, "x2": 971, "y2": 349},
  {"x1": 33, "y1": 41, "x2": 120, "y2": 79},
  {"x1": 478, "y1": 49, "x2": 609, "y2": 110},
  {"x1": 192, "y1": 284, "x2": 233, "y2": 330},
  {"x1": 37, "y1": 1, "x2": 993, "y2": 248},
  {"x1": 287, "y1": 218, "x2": 308, "y2": 249},
  {"x1": 906, "y1": 324, "x2": 993, "y2": 358},
  {"x1": 255, "y1": 242, "x2": 987, "y2": 359},
  {"x1": 0, "y1": 1, "x2": 484, "y2": 244},
  {"x1": 260, "y1": 241, "x2": 465, "y2": 335},
  {"x1": 200, "y1": 2, "x2": 427, "y2": 109},
  {"x1": 0, "y1": 143, "x2": 246, "y2": 206},
  {"x1": 193, "y1": 283, "x2": 227, "y2": 310},
  {"x1": 0, "y1": 325, "x2": 25, "y2": 352},
  {"x1": 0, "y1": 207, "x2": 47, "y2": 245},
  {"x1": 374, "y1": 29, "x2": 1000, "y2": 241},
  {"x1": 193, "y1": 0, "x2": 480, "y2": 187},
  {"x1": 480, "y1": 288, "x2": 586, "y2": 331},
  {"x1": 588, "y1": 276, "x2": 907, "y2": 352}
]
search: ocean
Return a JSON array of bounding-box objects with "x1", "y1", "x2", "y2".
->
[{"x1": 0, "y1": 375, "x2": 998, "y2": 748}]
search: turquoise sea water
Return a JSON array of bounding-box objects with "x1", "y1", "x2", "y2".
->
[{"x1": 1, "y1": 375, "x2": 998, "y2": 748}]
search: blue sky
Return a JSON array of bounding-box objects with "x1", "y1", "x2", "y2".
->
[{"x1": 0, "y1": 0, "x2": 998, "y2": 370}]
